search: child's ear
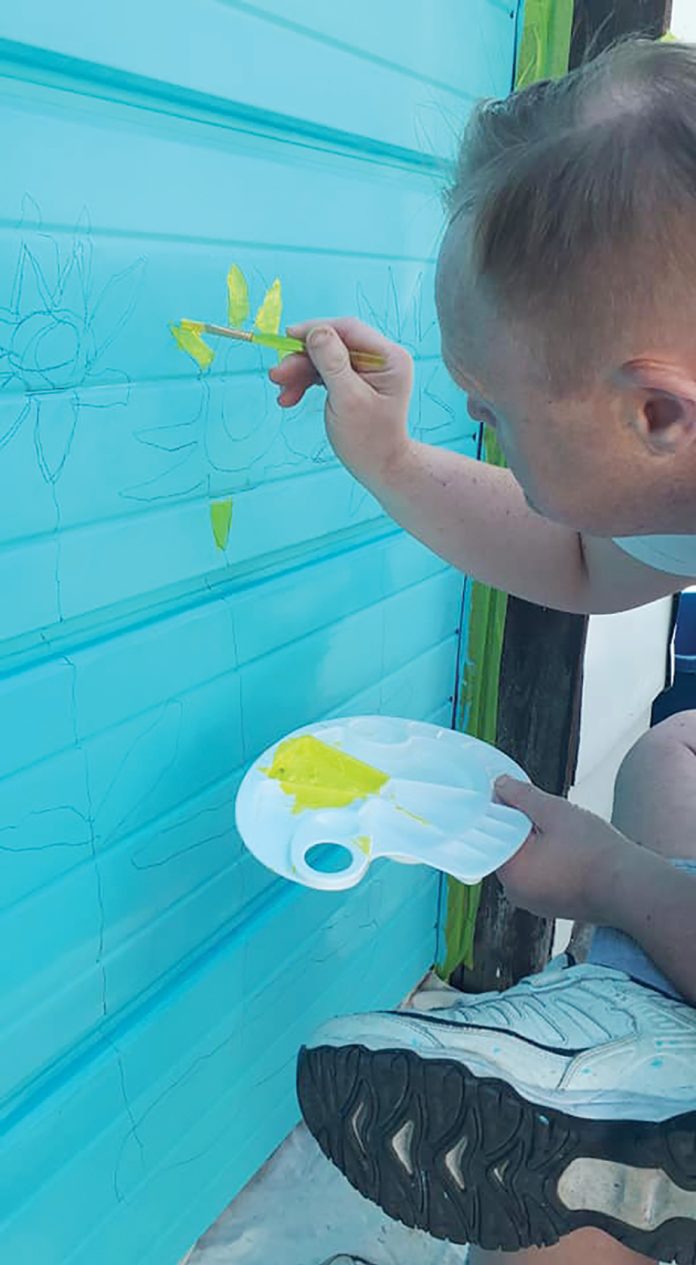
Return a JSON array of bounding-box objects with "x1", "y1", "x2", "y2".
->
[{"x1": 617, "y1": 357, "x2": 696, "y2": 455}]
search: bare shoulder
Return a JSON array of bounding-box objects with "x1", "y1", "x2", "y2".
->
[{"x1": 581, "y1": 535, "x2": 693, "y2": 613}]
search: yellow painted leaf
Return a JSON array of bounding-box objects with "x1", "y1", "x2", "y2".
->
[
  {"x1": 170, "y1": 321, "x2": 215, "y2": 370},
  {"x1": 227, "y1": 264, "x2": 250, "y2": 327},
  {"x1": 210, "y1": 498, "x2": 233, "y2": 550},
  {"x1": 254, "y1": 278, "x2": 283, "y2": 335}
]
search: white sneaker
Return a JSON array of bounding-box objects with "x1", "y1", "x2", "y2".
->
[{"x1": 297, "y1": 961, "x2": 696, "y2": 1260}]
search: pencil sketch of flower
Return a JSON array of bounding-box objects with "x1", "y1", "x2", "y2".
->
[
  {"x1": 0, "y1": 198, "x2": 145, "y2": 484},
  {"x1": 126, "y1": 267, "x2": 286, "y2": 505},
  {"x1": 356, "y1": 267, "x2": 456, "y2": 441}
]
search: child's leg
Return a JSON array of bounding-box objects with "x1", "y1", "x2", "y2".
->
[
  {"x1": 471, "y1": 714, "x2": 696, "y2": 1265},
  {"x1": 584, "y1": 711, "x2": 696, "y2": 997},
  {"x1": 299, "y1": 712, "x2": 696, "y2": 1261},
  {"x1": 571, "y1": 709, "x2": 696, "y2": 958},
  {"x1": 612, "y1": 711, "x2": 696, "y2": 861},
  {"x1": 469, "y1": 1227, "x2": 656, "y2": 1264}
]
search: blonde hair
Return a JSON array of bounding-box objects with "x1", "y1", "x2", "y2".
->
[{"x1": 443, "y1": 39, "x2": 696, "y2": 376}]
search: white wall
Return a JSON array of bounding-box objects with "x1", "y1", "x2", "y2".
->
[
  {"x1": 570, "y1": 601, "x2": 673, "y2": 819},
  {"x1": 554, "y1": 599, "x2": 672, "y2": 955},
  {"x1": 671, "y1": 0, "x2": 696, "y2": 40}
]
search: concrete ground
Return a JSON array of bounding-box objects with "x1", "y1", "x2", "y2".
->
[
  {"x1": 184, "y1": 973, "x2": 467, "y2": 1265},
  {"x1": 186, "y1": 1120, "x2": 468, "y2": 1265}
]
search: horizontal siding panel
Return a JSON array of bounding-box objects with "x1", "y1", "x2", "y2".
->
[
  {"x1": 2, "y1": 870, "x2": 438, "y2": 1265},
  {"x1": 0, "y1": 0, "x2": 512, "y2": 158},
  {"x1": 0, "y1": 355, "x2": 464, "y2": 539},
  {"x1": 0, "y1": 431, "x2": 473, "y2": 642},
  {"x1": 0, "y1": 83, "x2": 445, "y2": 253},
  {"x1": 238, "y1": 572, "x2": 462, "y2": 752},
  {"x1": 1, "y1": 622, "x2": 463, "y2": 1108},
  {"x1": 1, "y1": 541, "x2": 468, "y2": 1108},
  {"x1": 243, "y1": 0, "x2": 517, "y2": 97},
  {"x1": 0, "y1": 747, "x2": 92, "y2": 910},
  {"x1": 1, "y1": 529, "x2": 453, "y2": 781}
]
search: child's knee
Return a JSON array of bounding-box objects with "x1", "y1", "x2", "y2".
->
[
  {"x1": 650, "y1": 709, "x2": 696, "y2": 754},
  {"x1": 613, "y1": 710, "x2": 696, "y2": 850},
  {"x1": 616, "y1": 709, "x2": 696, "y2": 799}
]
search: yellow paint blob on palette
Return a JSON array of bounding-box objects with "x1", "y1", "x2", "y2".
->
[
  {"x1": 262, "y1": 735, "x2": 388, "y2": 814},
  {"x1": 235, "y1": 717, "x2": 532, "y2": 893}
]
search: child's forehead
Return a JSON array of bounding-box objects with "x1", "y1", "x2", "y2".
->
[
  {"x1": 438, "y1": 279, "x2": 526, "y2": 398},
  {"x1": 437, "y1": 228, "x2": 561, "y2": 399},
  {"x1": 437, "y1": 220, "x2": 517, "y2": 341},
  {"x1": 440, "y1": 326, "x2": 487, "y2": 395},
  {"x1": 437, "y1": 231, "x2": 493, "y2": 364}
]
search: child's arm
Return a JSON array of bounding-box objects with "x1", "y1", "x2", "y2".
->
[
  {"x1": 271, "y1": 321, "x2": 689, "y2": 614},
  {"x1": 496, "y1": 777, "x2": 696, "y2": 1006},
  {"x1": 353, "y1": 442, "x2": 682, "y2": 615}
]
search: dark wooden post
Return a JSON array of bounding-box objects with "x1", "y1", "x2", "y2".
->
[
  {"x1": 571, "y1": 0, "x2": 672, "y2": 63},
  {"x1": 452, "y1": 0, "x2": 673, "y2": 995},
  {"x1": 453, "y1": 602, "x2": 586, "y2": 993}
]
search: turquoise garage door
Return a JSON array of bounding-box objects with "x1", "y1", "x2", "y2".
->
[{"x1": 0, "y1": 5, "x2": 520, "y2": 1263}]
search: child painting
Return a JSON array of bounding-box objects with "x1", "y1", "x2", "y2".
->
[{"x1": 271, "y1": 39, "x2": 696, "y2": 1265}]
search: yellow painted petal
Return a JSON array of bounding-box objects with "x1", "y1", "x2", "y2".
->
[
  {"x1": 254, "y1": 278, "x2": 283, "y2": 335},
  {"x1": 210, "y1": 498, "x2": 233, "y2": 550},
  {"x1": 227, "y1": 264, "x2": 250, "y2": 327},
  {"x1": 170, "y1": 321, "x2": 215, "y2": 370}
]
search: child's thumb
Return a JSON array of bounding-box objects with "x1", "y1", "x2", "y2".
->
[
  {"x1": 494, "y1": 775, "x2": 551, "y2": 826},
  {"x1": 305, "y1": 326, "x2": 358, "y2": 400}
]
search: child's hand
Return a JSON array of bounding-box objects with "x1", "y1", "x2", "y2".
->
[
  {"x1": 494, "y1": 776, "x2": 635, "y2": 926},
  {"x1": 269, "y1": 318, "x2": 413, "y2": 485}
]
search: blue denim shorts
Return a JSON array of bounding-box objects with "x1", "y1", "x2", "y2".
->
[{"x1": 587, "y1": 858, "x2": 696, "y2": 1002}]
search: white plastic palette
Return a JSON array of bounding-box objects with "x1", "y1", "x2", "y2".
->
[{"x1": 235, "y1": 715, "x2": 531, "y2": 892}]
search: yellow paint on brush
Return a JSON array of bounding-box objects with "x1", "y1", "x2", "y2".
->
[
  {"x1": 263, "y1": 735, "x2": 388, "y2": 814},
  {"x1": 170, "y1": 320, "x2": 215, "y2": 369}
]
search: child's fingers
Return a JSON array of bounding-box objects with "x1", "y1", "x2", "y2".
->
[
  {"x1": 269, "y1": 352, "x2": 319, "y2": 387},
  {"x1": 269, "y1": 352, "x2": 321, "y2": 406},
  {"x1": 270, "y1": 318, "x2": 411, "y2": 408},
  {"x1": 289, "y1": 318, "x2": 412, "y2": 401},
  {"x1": 287, "y1": 316, "x2": 393, "y2": 358},
  {"x1": 302, "y1": 326, "x2": 370, "y2": 412},
  {"x1": 276, "y1": 382, "x2": 310, "y2": 408}
]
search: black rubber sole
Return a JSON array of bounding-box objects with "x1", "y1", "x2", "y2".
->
[{"x1": 297, "y1": 1043, "x2": 696, "y2": 1260}]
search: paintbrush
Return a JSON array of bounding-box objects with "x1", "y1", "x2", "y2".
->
[{"x1": 180, "y1": 319, "x2": 385, "y2": 371}]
